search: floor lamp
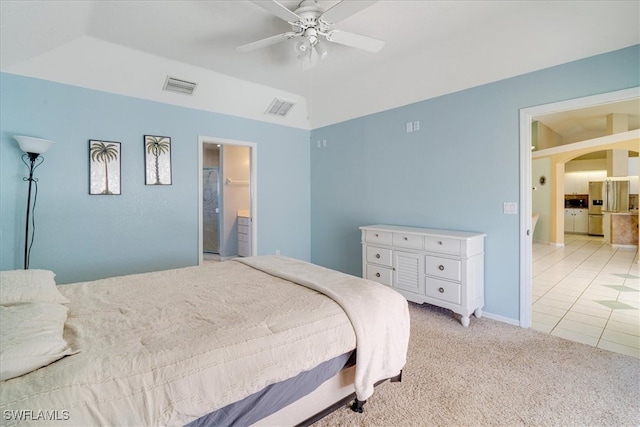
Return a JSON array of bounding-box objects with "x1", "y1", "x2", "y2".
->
[{"x1": 14, "y1": 136, "x2": 54, "y2": 269}]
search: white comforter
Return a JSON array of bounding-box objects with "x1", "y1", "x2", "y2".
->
[
  {"x1": 237, "y1": 256, "x2": 410, "y2": 402},
  {"x1": 0, "y1": 256, "x2": 409, "y2": 426}
]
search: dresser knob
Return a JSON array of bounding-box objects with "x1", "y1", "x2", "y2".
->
[
  {"x1": 375, "y1": 233, "x2": 379, "y2": 237},
  {"x1": 438, "y1": 287, "x2": 444, "y2": 293},
  {"x1": 438, "y1": 241, "x2": 443, "y2": 245},
  {"x1": 375, "y1": 253, "x2": 381, "y2": 259},
  {"x1": 403, "y1": 237, "x2": 408, "y2": 240},
  {"x1": 376, "y1": 273, "x2": 381, "y2": 278},
  {"x1": 438, "y1": 265, "x2": 445, "y2": 271}
]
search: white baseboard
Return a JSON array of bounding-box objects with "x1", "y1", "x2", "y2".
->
[
  {"x1": 611, "y1": 244, "x2": 638, "y2": 250},
  {"x1": 482, "y1": 311, "x2": 521, "y2": 327}
]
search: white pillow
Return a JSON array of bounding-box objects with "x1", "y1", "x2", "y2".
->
[
  {"x1": 0, "y1": 269, "x2": 69, "y2": 305},
  {"x1": 0, "y1": 302, "x2": 76, "y2": 381}
]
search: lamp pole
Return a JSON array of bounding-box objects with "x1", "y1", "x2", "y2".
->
[{"x1": 22, "y1": 152, "x2": 43, "y2": 270}]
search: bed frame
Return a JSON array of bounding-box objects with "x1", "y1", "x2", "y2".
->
[{"x1": 255, "y1": 366, "x2": 403, "y2": 426}]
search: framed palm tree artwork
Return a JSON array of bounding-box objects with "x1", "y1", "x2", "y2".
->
[
  {"x1": 144, "y1": 135, "x2": 172, "y2": 185},
  {"x1": 89, "y1": 140, "x2": 121, "y2": 195}
]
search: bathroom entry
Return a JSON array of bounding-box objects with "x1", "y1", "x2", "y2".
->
[{"x1": 201, "y1": 141, "x2": 252, "y2": 260}]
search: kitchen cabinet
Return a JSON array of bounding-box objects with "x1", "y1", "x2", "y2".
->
[
  {"x1": 360, "y1": 224, "x2": 485, "y2": 327},
  {"x1": 564, "y1": 209, "x2": 588, "y2": 234},
  {"x1": 564, "y1": 172, "x2": 590, "y2": 195}
]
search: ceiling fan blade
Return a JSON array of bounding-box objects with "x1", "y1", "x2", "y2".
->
[
  {"x1": 251, "y1": 0, "x2": 301, "y2": 23},
  {"x1": 320, "y1": 0, "x2": 378, "y2": 24},
  {"x1": 325, "y1": 30, "x2": 385, "y2": 53},
  {"x1": 236, "y1": 32, "x2": 296, "y2": 52}
]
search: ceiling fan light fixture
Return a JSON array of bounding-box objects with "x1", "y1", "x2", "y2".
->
[
  {"x1": 294, "y1": 38, "x2": 310, "y2": 54},
  {"x1": 314, "y1": 42, "x2": 328, "y2": 59},
  {"x1": 242, "y1": 0, "x2": 384, "y2": 68}
]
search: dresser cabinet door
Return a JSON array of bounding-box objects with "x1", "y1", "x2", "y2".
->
[{"x1": 393, "y1": 251, "x2": 422, "y2": 294}]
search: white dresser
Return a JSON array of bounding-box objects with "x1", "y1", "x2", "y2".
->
[
  {"x1": 360, "y1": 224, "x2": 486, "y2": 327},
  {"x1": 237, "y1": 210, "x2": 251, "y2": 257}
]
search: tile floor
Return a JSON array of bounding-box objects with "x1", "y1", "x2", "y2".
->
[{"x1": 532, "y1": 234, "x2": 639, "y2": 359}]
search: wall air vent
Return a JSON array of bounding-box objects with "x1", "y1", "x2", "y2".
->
[
  {"x1": 163, "y1": 76, "x2": 197, "y2": 95},
  {"x1": 265, "y1": 98, "x2": 295, "y2": 117}
]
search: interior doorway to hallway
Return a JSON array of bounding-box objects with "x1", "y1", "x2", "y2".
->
[
  {"x1": 519, "y1": 87, "x2": 639, "y2": 328},
  {"x1": 198, "y1": 136, "x2": 257, "y2": 264}
]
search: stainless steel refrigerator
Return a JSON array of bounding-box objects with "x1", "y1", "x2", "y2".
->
[
  {"x1": 588, "y1": 182, "x2": 603, "y2": 235},
  {"x1": 588, "y1": 180, "x2": 630, "y2": 236}
]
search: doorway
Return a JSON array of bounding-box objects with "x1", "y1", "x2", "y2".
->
[
  {"x1": 198, "y1": 136, "x2": 257, "y2": 265},
  {"x1": 519, "y1": 87, "x2": 639, "y2": 328}
]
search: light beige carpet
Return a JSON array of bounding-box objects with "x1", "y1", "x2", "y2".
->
[{"x1": 314, "y1": 302, "x2": 640, "y2": 426}]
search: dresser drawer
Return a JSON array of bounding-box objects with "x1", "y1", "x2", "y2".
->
[
  {"x1": 425, "y1": 256, "x2": 461, "y2": 281},
  {"x1": 425, "y1": 277, "x2": 461, "y2": 304},
  {"x1": 366, "y1": 246, "x2": 392, "y2": 267},
  {"x1": 425, "y1": 236, "x2": 461, "y2": 256},
  {"x1": 365, "y1": 230, "x2": 392, "y2": 246},
  {"x1": 366, "y1": 264, "x2": 392, "y2": 286},
  {"x1": 393, "y1": 233, "x2": 423, "y2": 250},
  {"x1": 238, "y1": 224, "x2": 250, "y2": 235},
  {"x1": 238, "y1": 216, "x2": 250, "y2": 226},
  {"x1": 238, "y1": 241, "x2": 251, "y2": 257},
  {"x1": 238, "y1": 232, "x2": 249, "y2": 243}
]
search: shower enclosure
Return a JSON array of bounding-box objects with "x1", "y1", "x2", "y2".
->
[{"x1": 203, "y1": 167, "x2": 220, "y2": 253}]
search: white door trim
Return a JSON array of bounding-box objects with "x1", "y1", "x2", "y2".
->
[
  {"x1": 198, "y1": 136, "x2": 257, "y2": 265},
  {"x1": 519, "y1": 87, "x2": 639, "y2": 328}
]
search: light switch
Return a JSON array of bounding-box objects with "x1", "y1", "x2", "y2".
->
[
  {"x1": 503, "y1": 202, "x2": 518, "y2": 215},
  {"x1": 405, "y1": 122, "x2": 413, "y2": 133}
]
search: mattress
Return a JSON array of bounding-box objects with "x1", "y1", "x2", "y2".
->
[{"x1": 0, "y1": 256, "x2": 409, "y2": 426}]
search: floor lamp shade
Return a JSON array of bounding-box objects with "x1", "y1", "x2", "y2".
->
[{"x1": 14, "y1": 136, "x2": 54, "y2": 155}]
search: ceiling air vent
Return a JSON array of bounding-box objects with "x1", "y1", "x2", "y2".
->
[
  {"x1": 163, "y1": 76, "x2": 197, "y2": 95},
  {"x1": 265, "y1": 98, "x2": 295, "y2": 117}
]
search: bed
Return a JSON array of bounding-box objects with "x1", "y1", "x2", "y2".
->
[{"x1": 0, "y1": 255, "x2": 410, "y2": 426}]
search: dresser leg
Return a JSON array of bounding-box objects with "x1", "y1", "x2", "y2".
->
[
  {"x1": 474, "y1": 308, "x2": 483, "y2": 318},
  {"x1": 460, "y1": 315, "x2": 470, "y2": 327}
]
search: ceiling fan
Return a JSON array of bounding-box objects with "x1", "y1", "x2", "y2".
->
[{"x1": 237, "y1": 0, "x2": 384, "y2": 69}]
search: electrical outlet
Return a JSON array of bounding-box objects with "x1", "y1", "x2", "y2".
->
[
  {"x1": 413, "y1": 120, "x2": 420, "y2": 131},
  {"x1": 275, "y1": 250, "x2": 280, "y2": 256}
]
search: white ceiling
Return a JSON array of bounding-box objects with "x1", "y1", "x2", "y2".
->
[
  {"x1": 1, "y1": 0, "x2": 639, "y2": 129},
  {"x1": 535, "y1": 98, "x2": 640, "y2": 143}
]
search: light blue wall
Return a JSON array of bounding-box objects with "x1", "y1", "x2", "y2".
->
[
  {"x1": 532, "y1": 158, "x2": 552, "y2": 242},
  {"x1": 0, "y1": 73, "x2": 311, "y2": 284},
  {"x1": 310, "y1": 45, "x2": 640, "y2": 322}
]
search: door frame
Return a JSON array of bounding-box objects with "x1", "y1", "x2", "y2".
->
[
  {"x1": 198, "y1": 135, "x2": 257, "y2": 265},
  {"x1": 519, "y1": 86, "x2": 639, "y2": 328}
]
